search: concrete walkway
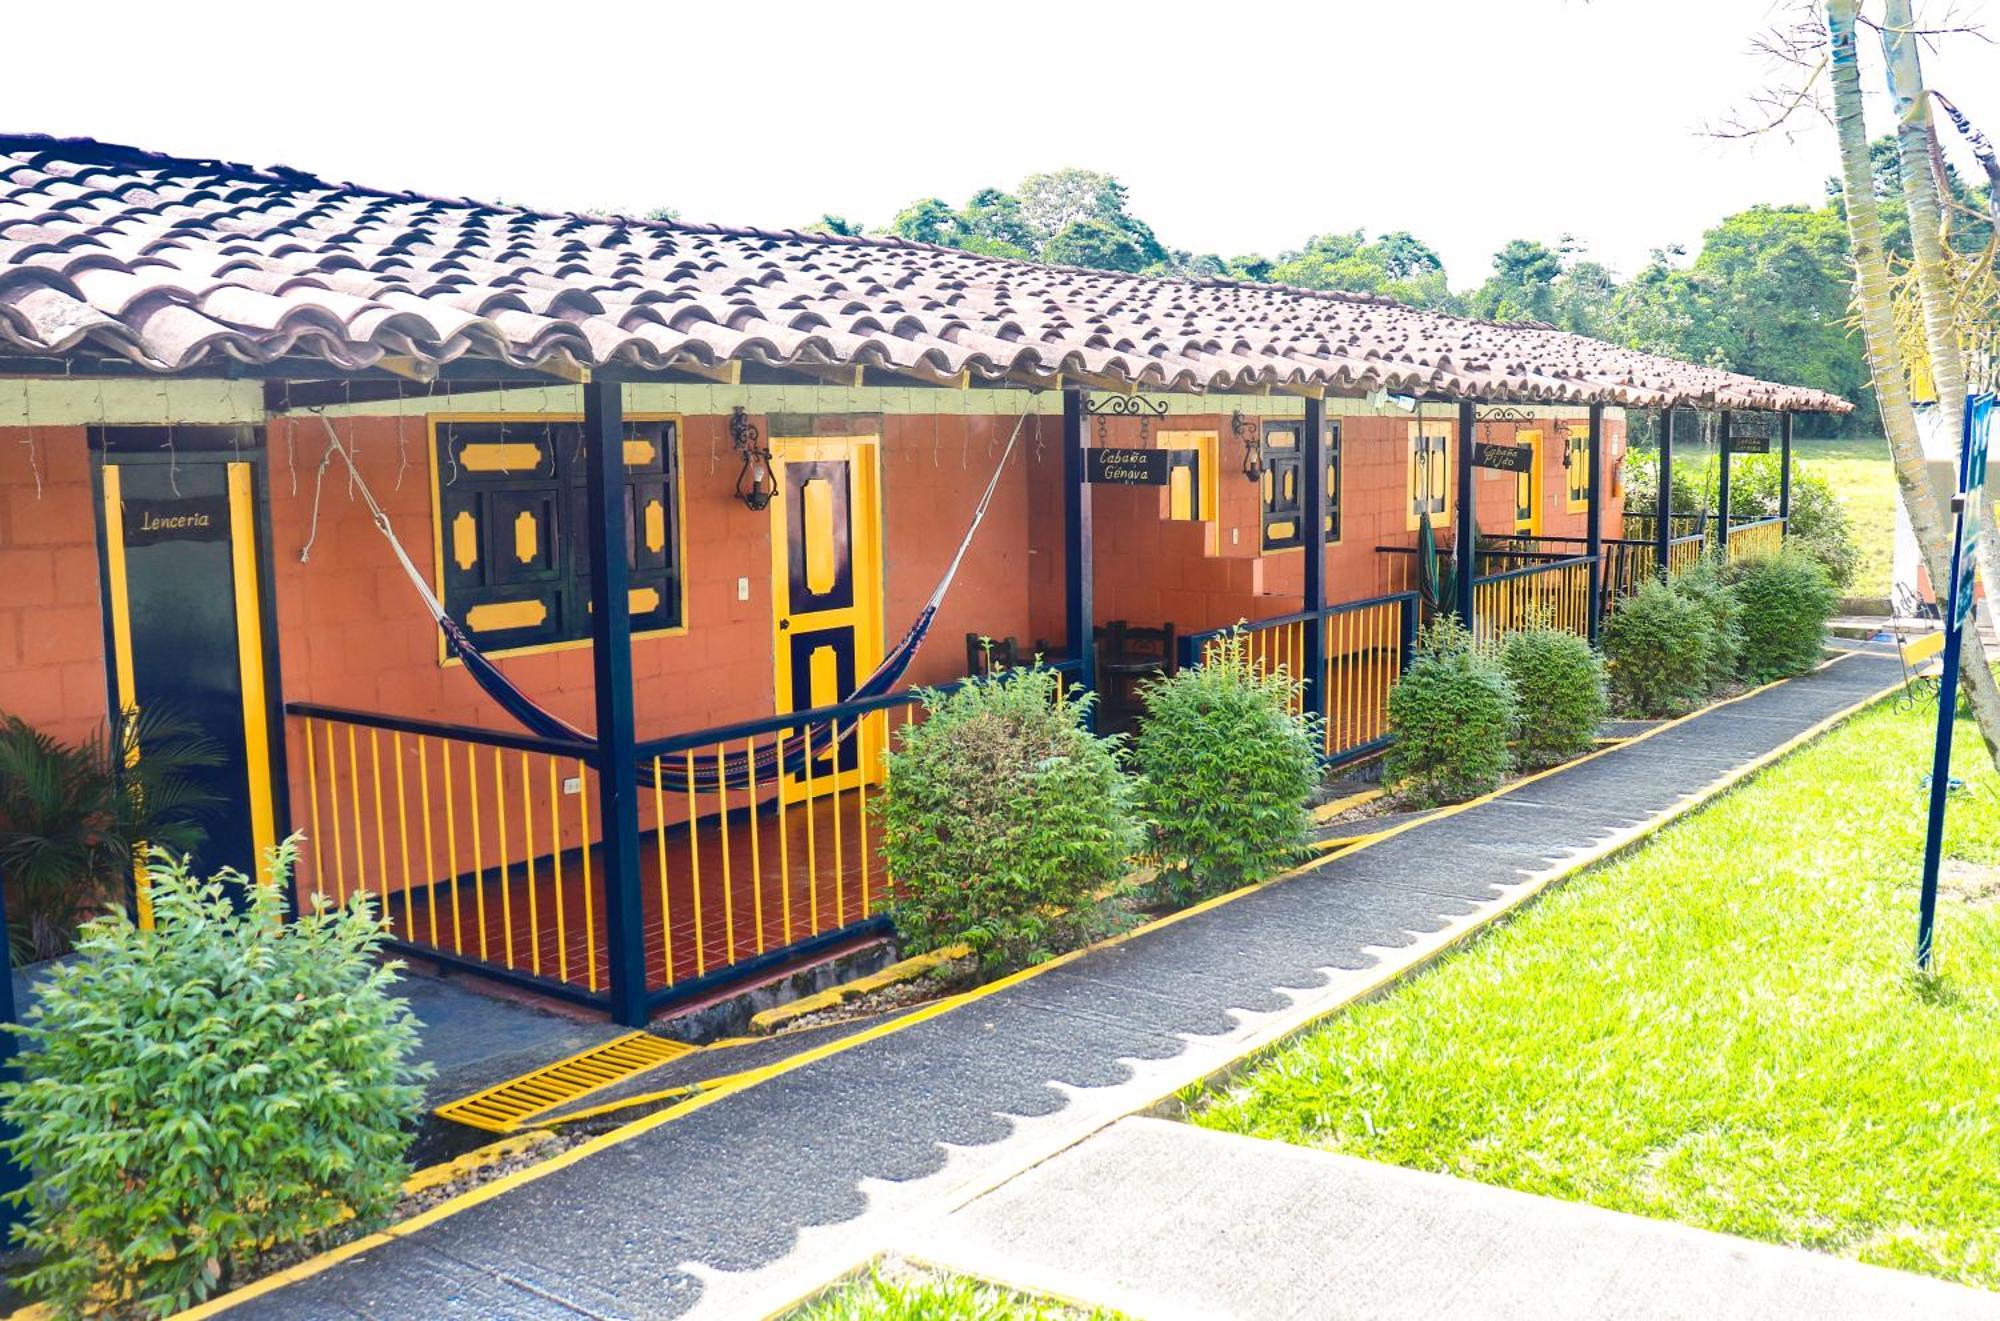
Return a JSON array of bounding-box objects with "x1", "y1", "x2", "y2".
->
[
  {"x1": 217, "y1": 649, "x2": 1906, "y2": 1320},
  {"x1": 911, "y1": 1118, "x2": 2000, "y2": 1320}
]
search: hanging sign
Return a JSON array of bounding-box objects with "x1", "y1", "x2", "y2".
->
[
  {"x1": 1726, "y1": 435, "x2": 1772, "y2": 455},
  {"x1": 123, "y1": 494, "x2": 231, "y2": 547},
  {"x1": 1086, "y1": 447, "x2": 1171, "y2": 485},
  {"x1": 1916, "y1": 391, "x2": 1997, "y2": 970},
  {"x1": 1470, "y1": 442, "x2": 1533, "y2": 473}
]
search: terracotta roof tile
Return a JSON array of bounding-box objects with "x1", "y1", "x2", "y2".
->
[{"x1": 0, "y1": 134, "x2": 1852, "y2": 412}]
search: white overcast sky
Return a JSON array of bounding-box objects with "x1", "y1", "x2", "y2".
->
[{"x1": 10, "y1": 1, "x2": 1996, "y2": 284}]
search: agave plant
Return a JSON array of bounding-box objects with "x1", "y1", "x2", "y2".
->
[{"x1": 0, "y1": 707, "x2": 222, "y2": 963}]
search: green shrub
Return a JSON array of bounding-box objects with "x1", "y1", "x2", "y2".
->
[
  {"x1": 875, "y1": 667, "x2": 1137, "y2": 972},
  {"x1": 1626, "y1": 451, "x2": 1859, "y2": 591},
  {"x1": 1499, "y1": 627, "x2": 1608, "y2": 770},
  {"x1": 1132, "y1": 630, "x2": 1323, "y2": 903},
  {"x1": 1385, "y1": 633, "x2": 1517, "y2": 806},
  {"x1": 1728, "y1": 548, "x2": 1838, "y2": 683},
  {"x1": 1601, "y1": 579, "x2": 1717, "y2": 717},
  {"x1": 2, "y1": 839, "x2": 427, "y2": 1318},
  {"x1": 1672, "y1": 561, "x2": 1745, "y2": 689}
]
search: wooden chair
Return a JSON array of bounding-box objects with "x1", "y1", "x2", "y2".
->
[{"x1": 1095, "y1": 621, "x2": 1178, "y2": 733}]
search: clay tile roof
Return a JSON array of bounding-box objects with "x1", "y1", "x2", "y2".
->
[{"x1": 0, "y1": 135, "x2": 1851, "y2": 412}]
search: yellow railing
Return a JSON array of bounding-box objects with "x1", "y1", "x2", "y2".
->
[
  {"x1": 1184, "y1": 593, "x2": 1415, "y2": 765},
  {"x1": 292, "y1": 709, "x2": 608, "y2": 998},
  {"x1": 637, "y1": 703, "x2": 913, "y2": 993},
  {"x1": 1726, "y1": 517, "x2": 1786, "y2": 563},
  {"x1": 1667, "y1": 534, "x2": 1706, "y2": 577},
  {"x1": 1472, "y1": 556, "x2": 1592, "y2": 644}
]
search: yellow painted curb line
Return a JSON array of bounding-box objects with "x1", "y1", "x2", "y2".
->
[
  {"x1": 168, "y1": 650, "x2": 1887, "y2": 1320},
  {"x1": 1311, "y1": 787, "x2": 1383, "y2": 823},
  {"x1": 401, "y1": 1131, "x2": 554, "y2": 1197},
  {"x1": 749, "y1": 944, "x2": 972, "y2": 1034}
]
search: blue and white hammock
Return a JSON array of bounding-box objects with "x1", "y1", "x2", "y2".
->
[{"x1": 313, "y1": 410, "x2": 1027, "y2": 793}]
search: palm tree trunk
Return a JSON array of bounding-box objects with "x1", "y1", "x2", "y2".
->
[
  {"x1": 1827, "y1": 0, "x2": 2000, "y2": 761},
  {"x1": 1876, "y1": 0, "x2": 2000, "y2": 602}
]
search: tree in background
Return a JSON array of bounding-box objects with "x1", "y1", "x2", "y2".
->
[{"x1": 1267, "y1": 230, "x2": 1456, "y2": 309}]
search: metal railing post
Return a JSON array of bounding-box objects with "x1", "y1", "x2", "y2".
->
[
  {"x1": 1717, "y1": 410, "x2": 1734, "y2": 561},
  {"x1": 582, "y1": 376, "x2": 648, "y2": 1028},
  {"x1": 1062, "y1": 386, "x2": 1095, "y2": 729},
  {"x1": 1779, "y1": 411, "x2": 1795, "y2": 537},
  {"x1": 1585, "y1": 403, "x2": 1605, "y2": 644},
  {"x1": 1301, "y1": 395, "x2": 1328, "y2": 725},
  {"x1": 1656, "y1": 407, "x2": 1675, "y2": 580}
]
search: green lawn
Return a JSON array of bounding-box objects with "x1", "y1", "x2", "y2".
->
[
  {"x1": 1194, "y1": 694, "x2": 2000, "y2": 1290},
  {"x1": 788, "y1": 1268, "x2": 1125, "y2": 1320},
  {"x1": 1795, "y1": 435, "x2": 1895, "y2": 599}
]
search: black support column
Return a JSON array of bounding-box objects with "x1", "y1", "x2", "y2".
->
[
  {"x1": 1779, "y1": 411, "x2": 1795, "y2": 535},
  {"x1": 1585, "y1": 403, "x2": 1606, "y2": 643},
  {"x1": 1301, "y1": 395, "x2": 1327, "y2": 723},
  {"x1": 1656, "y1": 407, "x2": 1675, "y2": 580},
  {"x1": 1062, "y1": 387, "x2": 1095, "y2": 723},
  {"x1": 1455, "y1": 399, "x2": 1477, "y2": 625},
  {"x1": 1717, "y1": 410, "x2": 1734, "y2": 560},
  {"x1": 582, "y1": 376, "x2": 647, "y2": 1027}
]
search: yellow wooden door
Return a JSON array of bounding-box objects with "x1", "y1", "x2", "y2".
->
[
  {"x1": 769, "y1": 436, "x2": 885, "y2": 802},
  {"x1": 1514, "y1": 429, "x2": 1544, "y2": 535}
]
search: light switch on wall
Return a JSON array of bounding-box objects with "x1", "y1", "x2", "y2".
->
[{"x1": 737, "y1": 576, "x2": 751, "y2": 601}]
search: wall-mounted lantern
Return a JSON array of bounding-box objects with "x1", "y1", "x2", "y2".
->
[
  {"x1": 729, "y1": 406, "x2": 775, "y2": 510},
  {"x1": 1233, "y1": 410, "x2": 1263, "y2": 482}
]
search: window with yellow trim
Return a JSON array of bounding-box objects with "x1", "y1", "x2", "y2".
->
[
  {"x1": 1408, "y1": 421, "x2": 1453, "y2": 528},
  {"x1": 434, "y1": 418, "x2": 683, "y2": 654},
  {"x1": 1260, "y1": 418, "x2": 1342, "y2": 551},
  {"x1": 1514, "y1": 429, "x2": 1542, "y2": 534},
  {"x1": 1564, "y1": 426, "x2": 1590, "y2": 511},
  {"x1": 1159, "y1": 430, "x2": 1218, "y2": 523}
]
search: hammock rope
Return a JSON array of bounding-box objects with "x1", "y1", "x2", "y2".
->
[{"x1": 309, "y1": 408, "x2": 1028, "y2": 791}]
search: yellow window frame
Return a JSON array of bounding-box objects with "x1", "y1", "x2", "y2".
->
[
  {"x1": 1514, "y1": 429, "x2": 1544, "y2": 535},
  {"x1": 1564, "y1": 427, "x2": 1591, "y2": 513},
  {"x1": 1159, "y1": 429, "x2": 1219, "y2": 524}
]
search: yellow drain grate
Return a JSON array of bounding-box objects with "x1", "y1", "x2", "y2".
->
[{"x1": 435, "y1": 1031, "x2": 696, "y2": 1133}]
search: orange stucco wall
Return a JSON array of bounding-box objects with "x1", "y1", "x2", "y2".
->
[
  {"x1": 0, "y1": 403, "x2": 1623, "y2": 762},
  {"x1": 0, "y1": 426, "x2": 108, "y2": 747}
]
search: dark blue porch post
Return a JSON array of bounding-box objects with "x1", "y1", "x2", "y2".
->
[
  {"x1": 1062, "y1": 387, "x2": 1095, "y2": 725},
  {"x1": 1656, "y1": 407, "x2": 1675, "y2": 580},
  {"x1": 1779, "y1": 411, "x2": 1795, "y2": 536},
  {"x1": 582, "y1": 375, "x2": 648, "y2": 1027},
  {"x1": 1455, "y1": 399, "x2": 1477, "y2": 625},
  {"x1": 1585, "y1": 402, "x2": 1606, "y2": 644},
  {"x1": 1717, "y1": 410, "x2": 1734, "y2": 560},
  {"x1": 1300, "y1": 395, "x2": 1328, "y2": 723}
]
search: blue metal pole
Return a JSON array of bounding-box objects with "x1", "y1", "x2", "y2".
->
[
  {"x1": 1300, "y1": 396, "x2": 1328, "y2": 724},
  {"x1": 1917, "y1": 577, "x2": 1962, "y2": 970},
  {"x1": 582, "y1": 375, "x2": 648, "y2": 1026},
  {"x1": 0, "y1": 865, "x2": 23, "y2": 1232},
  {"x1": 1717, "y1": 410, "x2": 1734, "y2": 560},
  {"x1": 1455, "y1": 399, "x2": 1477, "y2": 625},
  {"x1": 1656, "y1": 408, "x2": 1675, "y2": 580}
]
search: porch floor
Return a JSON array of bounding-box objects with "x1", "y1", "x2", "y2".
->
[{"x1": 377, "y1": 784, "x2": 881, "y2": 999}]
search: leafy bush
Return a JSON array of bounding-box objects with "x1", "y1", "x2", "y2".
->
[
  {"x1": 1600, "y1": 579, "x2": 1717, "y2": 717},
  {"x1": 1672, "y1": 560, "x2": 1745, "y2": 689},
  {"x1": 1385, "y1": 629, "x2": 1517, "y2": 805},
  {"x1": 1132, "y1": 630, "x2": 1323, "y2": 903},
  {"x1": 1625, "y1": 450, "x2": 1859, "y2": 591},
  {"x1": 876, "y1": 667, "x2": 1137, "y2": 972},
  {"x1": 0, "y1": 708, "x2": 221, "y2": 962},
  {"x1": 2, "y1": 839, "x2": 428, "y2": 1318},
  {"x1": 1728, "y1": 548, "x2": 1838, "y2": 683},
  {"x1": 1499, "y1": 627, "x2": 1608, "y2": 770}
]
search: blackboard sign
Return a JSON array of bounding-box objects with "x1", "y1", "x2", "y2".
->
[
  {"x1": 1471, "y1": 442, "x2": 1533, "y2": 473},
  {"x1": 1087, "y1": 447, "x2": 1170, "y2": 486},
  {"x1": 1727, "y1": 435, "x2": 1772, "y2": 455},
  {"x1": 124, "y1": 494, "x2": 230, "y2": 547}
]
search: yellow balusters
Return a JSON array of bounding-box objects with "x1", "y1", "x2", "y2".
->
[
  {"x1": 685, "y1": 750, "x2": 705, "y2": 977},
  {"x1": 746, "y1": 737, "x2": 766, "y2": 953},
  {"x1": 577, "y1": 759, "x2": 596, "y2": 993},
  {"x1": 493, "y1": 747, "x2": 515, "y2": 969},
  {"x1": 652, "y1": 755, "x2": 674, "y2": 988},
  {"x1": 716, "y1": 747, "x2": 735, "y2": 964},
  {"x1": 547, "y1": 757, "x2": 567, "y2": 985}
]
